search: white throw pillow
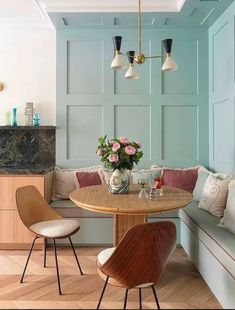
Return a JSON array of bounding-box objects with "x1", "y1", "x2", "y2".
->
[
  {"x1": 151, "y1": 165, "x2": 201, "y2": 171},
  {"x1": 193, "y1": 166, "x2": 210, "y2": 201},
  {"x1": 131, "y1": 168, "x2": 160, "y2": 185},
  {"x1": 193, "y1": 166, "x2": 232, "y2": 202},
  {"x1": 218, "y1": 180, "x2": 235, "y2": 234},
  {"x1": 52, "y1": 166, "x2": 101, "y2": 200},
  {"x1": 198, "y1": 174, "x2": 231, "y2": 217},
  {"x1": 98, "y1": 169, "x2": 113, "y2": 185}
]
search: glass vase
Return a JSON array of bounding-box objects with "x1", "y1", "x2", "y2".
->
[
  {"x1": 12, "y1": 108, "x2": 17, "y2": 127},
  {"x1": 33, "y1": 112, "x2": 40, "y2": 126},
  {"x1": 109, "y1": 169, "x2": 130, "y2": 194},
  {"x1": 5, "y1": 111, "x2": 11, "y2": 126}
]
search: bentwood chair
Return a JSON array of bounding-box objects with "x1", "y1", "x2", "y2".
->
[
  {"x1": 16, "y1": 185, "x2": 83, "y2": 295},
  {"x1": 96, "y1": 221, "x2": 176, "y2": 309}
]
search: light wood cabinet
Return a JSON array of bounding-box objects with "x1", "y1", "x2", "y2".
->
[{"x1": 0, "y1": 171, "x2": 53, "y2": 249}]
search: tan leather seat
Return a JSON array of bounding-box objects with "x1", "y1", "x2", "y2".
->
[
  {"x1": 16, "y1": 185, "x2": 83, "y2": 295},
  {"x1": 96, "y1": 221, "x2": 176, "y2": 309},
  {"x1": 30, "y1": 219, "x2": 80, "y2": 238}
]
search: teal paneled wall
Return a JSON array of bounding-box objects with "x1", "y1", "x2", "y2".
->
[
  {"x1": 209, "y1": 2, "x2": 235, "y2": 173},
  {"x1": 56, "y1": 28, "x2": 209, "y2": 168}
]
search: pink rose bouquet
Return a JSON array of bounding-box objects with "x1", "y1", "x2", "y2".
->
[{"x1": 97, "y1": 135, "x2": 143, "y2": 170}]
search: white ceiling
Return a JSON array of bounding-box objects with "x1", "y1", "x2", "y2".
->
[
  {"x1": 0, "y1": 0, "x2": 47, "y2": 24},
  {"x1": 40, "y1": 0, "x2": 186, "y2": 13},
  {"x1": 0, "y1": 0, "x2": 185, "y2": 25}
]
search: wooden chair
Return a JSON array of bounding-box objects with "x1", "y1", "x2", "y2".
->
[
  {"x1": 96, "y1": 221, "x2": 176, "y2": 309},
  {"x1": 16, "y1": 185, "x2": 83, "y2": 295}
]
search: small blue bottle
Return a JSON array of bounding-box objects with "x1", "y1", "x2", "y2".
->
[
  {"x1": 33, "y1": 112, "x2": 40, "y2": 126},
  {"x1": 12, "y1": 108, "x2": 17, "y2": 127}
]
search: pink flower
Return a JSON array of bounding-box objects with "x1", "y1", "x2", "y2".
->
[
  {"x1": 108, "y1": 140, "x2": 115, "y2": 146},
  {"x1": 125, "y1": 145, "x2": 136, "y2": 155},
  {"x1": 112, "y1": 142, "x2": 121, "y2": 152},
  {"x1": 109, "y1": 154, "x2": 119, "y2": 163},
  {"x1": 119, "y1": 136, "x2": 130, "y2": 145},
  {"x1": 97, "y1": 148, "x2": 102, "y2": 156},
  {"x1": 134, "y1": 140, "x2": 142, "y2": 148}
]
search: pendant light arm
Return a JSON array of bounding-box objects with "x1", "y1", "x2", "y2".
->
[
  {"x1": 144, "y1": 55, "x2": 163, "y2": 59},
  {"x1": 138, "y1": 0, "x2": 142, "y2": 53}
]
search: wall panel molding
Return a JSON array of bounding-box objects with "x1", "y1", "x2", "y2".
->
[
  {"x1": 212, "y1": 99, "x2": 234, "y2": 165},
  {"x1": 161, "y1": 39, "x2": 199, "y2": 95},
  {"x1": 209, "y1": 1, "x2": 235, "y2": 173},
  {"x1": 67, "y1": 39, "x2": 104, "y2": 95},
  {"x1": 161, "y1": 105, "x2": 199, "y2": 161},
  {"x1": 56, "y1": 29, "x2": 208, "y2": 168},
  {"x1": 66, "y1": 105, "x2": 103, "y2": 160}
]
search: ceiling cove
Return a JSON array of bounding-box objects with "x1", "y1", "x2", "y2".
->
[
  {"x1": 46, "y1": 0, "x2": 233, "y2": 29},
  {"x1": 40, "y1": 0, "x2": 186, "y2": 13}
]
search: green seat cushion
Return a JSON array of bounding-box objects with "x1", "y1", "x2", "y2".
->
[
  {"x1": 180, "y1": 201, "x2": 235, "y2": 278},
  {"x1": 50, "y1": 200, "x2": 112, "y2": 218}
]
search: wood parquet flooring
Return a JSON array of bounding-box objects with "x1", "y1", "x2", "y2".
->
[{"x1": 0, "y1": 246, "x2": 222, "y2": 309}]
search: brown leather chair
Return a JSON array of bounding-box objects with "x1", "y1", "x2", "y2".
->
[
  {"x1": 16, "y1": 185, "x2": 83, "y2": 295},
  {"x1": 96, "y1": 221, "x2": 176, "y2": 309}
]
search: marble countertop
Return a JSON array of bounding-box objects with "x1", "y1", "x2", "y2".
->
[
  {"x1": 0, "y1": 166, "x2": 54, "y2": 175},
  {"x1": 0, "y1": 126, "x2": 56, "y2": 130}
]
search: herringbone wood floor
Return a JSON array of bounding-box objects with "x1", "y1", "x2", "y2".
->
[{"x1": 0, "y1": 246, "x2": 221, "y2": 309}]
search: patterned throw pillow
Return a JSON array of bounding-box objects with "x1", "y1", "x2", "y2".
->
[
  {"x1": 199, "y1": 174, "x2": 231, "y2": 217},
  {"x1": 218, "y1": 180, "x2": 235, "y2": 234},
  {"x1": 193, "y1": 166, "x2": 233, "y2": 201}
]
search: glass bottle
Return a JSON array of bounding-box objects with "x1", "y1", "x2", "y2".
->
[
  {"x1": 24, "y1": 102, "x2": 34, "y2": 126},
  {"x1": 5, "y1": 111, "x2": 11, "y2": 126},
  {"x1": 33, "y1": 112, "x2": 40, "y2": 126},
  {"x1": 12, "y1": 108, "x2": 17, "y2": 127}
]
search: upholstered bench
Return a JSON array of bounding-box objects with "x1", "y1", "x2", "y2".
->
[
  {"x1": 180, "y1": 201, "x2": 235, "y2": 309},
  {"x1": 49, "y1": 165, "x2": 235, "y2": 308},
  {"x1": 50, "y1": 200, "x2": 113, "y2": 245},
  {"x1": 50, "y1": 200, "x2": 181, "y2": 245}
]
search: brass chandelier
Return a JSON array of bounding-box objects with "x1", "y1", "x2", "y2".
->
[{"x1": 111, "y1": 0, "x2": 178, "y2": 79}]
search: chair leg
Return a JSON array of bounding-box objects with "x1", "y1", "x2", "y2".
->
[
  {"x1": 139, "y1": 288, "x2": 142, "y2": 309},
  {"x1": 53, "y1": 239, "x2": 62, "y2": 295},
  {"x1": 123, "y1": 289, "x2": 129, "y2": 310},
  {"x1": 97, "y1": 275, "x2": 109, "y2": 310},
  {"x1": 20, "y1": 236, "x2": 38, "y2": 283},
  {"x1": 151, "y1": 285, "x2": 160, "y2": 310},
  {"x1": 44, "y1": 238, "x2": 47, "y2": 267},
  {"x1": 68, "y1": 236, "x2": 83, "y2": 275}
]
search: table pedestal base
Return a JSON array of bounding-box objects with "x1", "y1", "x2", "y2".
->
[{"x1": 114, "y1": 214, "x2": 147, "y2": 246}]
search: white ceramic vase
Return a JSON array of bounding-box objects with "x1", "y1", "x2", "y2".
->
[{"x1": 109, "y1": 169, "x2": 130, "y2": 194}]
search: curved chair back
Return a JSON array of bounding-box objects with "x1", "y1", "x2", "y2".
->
[
  {"x1": 16, "y1": 185, "x2": 62, "y2": 229},
  {"x1": 100, "y1": 221, "x2": 176, "y2": 289}
]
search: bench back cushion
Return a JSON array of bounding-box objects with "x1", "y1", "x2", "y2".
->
[
  {"x1": 163, "y1": 168, "x2": 198, "y2": 193},
  {"x1": 76, "y1": 171, "x2": 102, "y2": 188}
]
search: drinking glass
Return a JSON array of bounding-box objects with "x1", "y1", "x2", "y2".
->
[
  {"x1": 149, "y1": 187, "x2": 158, "y2": 200},
  {"x1": 138, "y1": 178, "x2": 149, "y2": 199}
]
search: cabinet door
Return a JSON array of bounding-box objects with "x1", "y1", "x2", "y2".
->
[
  {"x1": 0, "y1": 176, "x2": 45, "y2": 210},
  {"x1": 0, "y1": 210, "x2": 43, "y2": 249}
]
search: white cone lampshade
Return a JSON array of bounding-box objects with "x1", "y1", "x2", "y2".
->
[
  {"x1": 125, "y1": 64, "x2": 139, "y2": 80},
  {"x1": 111, "y1": 53, "x2": 126, "y2": 70},
  {"x1": 162, "y1": 55, "x2": 178, "y2": 71}
]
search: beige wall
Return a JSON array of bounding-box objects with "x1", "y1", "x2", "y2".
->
[{"x1": 0, "y1": 25, "x2": 56, "y2": 125}]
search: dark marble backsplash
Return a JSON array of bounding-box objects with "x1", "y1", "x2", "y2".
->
[{"x1": 0, "y1": 126, "x2": 55, "y2": 171}]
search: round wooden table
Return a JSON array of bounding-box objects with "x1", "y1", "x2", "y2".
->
[{"x1": 70, "y1": 185, "x2": 192, "y2": 246}]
